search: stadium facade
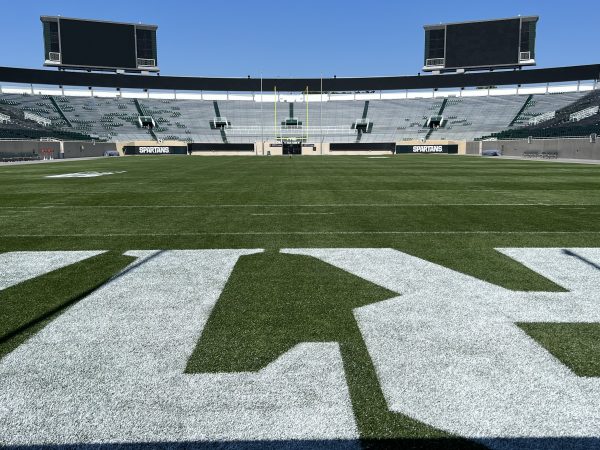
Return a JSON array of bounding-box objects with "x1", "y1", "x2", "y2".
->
[{"x1": 0, "y1": 64, "x2": 599, "y2": 159}]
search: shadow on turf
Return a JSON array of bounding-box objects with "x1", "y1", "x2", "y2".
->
[
  {"x1": 0, "y1": 251, "x2": 157, "y2": 359},
  {"x1": 5, "y1": 438, "x2": 600, "y2": 450},
  {"x1": 0, "y1": 252, "x2": 162, "y2": 346},
  {"x1": 562, "y1": 249, "x2": 600, "y2": 270}
]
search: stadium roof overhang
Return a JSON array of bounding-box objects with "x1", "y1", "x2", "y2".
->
[{"x1": 0, "y1": 64, "x2": 598, "y2": 92}]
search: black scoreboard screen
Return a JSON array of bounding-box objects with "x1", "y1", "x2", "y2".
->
[
  {"x1": 423, "y1": 16, "x2": 538, "y2": 72},
  {"x1": 41, "y1": 16, "x2": 158, "y2": 72},
  {"x1": 59, "y1": 19, "x2": 137, "y2": 69}
]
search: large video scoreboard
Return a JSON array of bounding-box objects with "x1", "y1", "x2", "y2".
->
[
  {"x1": 41, "y1": 16, "x2": 158, "y2": 72},
  {"x1": 423, "y1": 16, "x2": 538, "y2": 72}
]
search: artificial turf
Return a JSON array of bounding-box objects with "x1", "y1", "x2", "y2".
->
[{"x1": 0, "y1": 154, "x2": 599, "y2": 448}]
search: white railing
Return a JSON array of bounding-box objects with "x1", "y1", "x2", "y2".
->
[
  {"x1": 528, "y1": 110, "x2": 555, "y2": 125},
  {"x1": 24, "y1": 111, "x2": 51, "y2": 126},
  {"x1": 137, "y1": 116, "x2": 156, "y2": 128},
  {"x1": 0, "y1": 81, "x2": 596, "y2": 103},
  {"x1": 211, "y1": 117, "x2": 230, "y2": 127},
  {"x1": 570, "y1": 106, "x2": 599, "y2": 122},
  {"x1": 224, "y1": 126, "x2": 355, "y2": 136},
  {"x1": 0, "y1": 112, "x2": 10, "y2": 123}
]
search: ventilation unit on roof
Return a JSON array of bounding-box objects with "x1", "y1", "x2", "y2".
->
[
  {"x1": 137, "y1": 58, "x2": 156, "y2": 68},
  {"x1": 425, "y1": 58, "x2": 445, "y2": 67},
  {"x1": 519, "y1": 51, "x2": 532, "y2": 61},
  {"x1": 48, "y1": 52, "x2": 61, "y2": 62}
]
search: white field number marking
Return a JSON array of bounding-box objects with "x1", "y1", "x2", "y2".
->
[
  {"x1": 45, "y1": 171, "x2": 126, "y2": 178},
  {"x1": 0, "y1": 250, "x2": 357, "y2": 445},
  {"x1": 0, "y1": 251, "x2": 103, "y2": 290},
  {"x1": 0, "y1": 248, "x2": 599, "y2": 448},
  {"x1": 284, "y1": 248, "x2": 600, "y2": 448}
]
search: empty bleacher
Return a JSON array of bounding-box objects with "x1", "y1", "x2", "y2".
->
[
  {"x1": 0, "y1": 99, "x2": 94, "y2": 141},
  {"x1": 0, "y1": 89, "x2": 593, "y2": 143},
  {"x1": 510, "y1": 92, "x2": 587, "y2": 127},
  {"x1": 486, "y1": 90, "x2": 600, "y2": 140}
]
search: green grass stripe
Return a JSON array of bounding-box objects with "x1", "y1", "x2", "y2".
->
[{"x1": 518, "y1": 323, "x2": 600, "y2": 377}]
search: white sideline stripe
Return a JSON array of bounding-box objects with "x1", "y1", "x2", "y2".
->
[
  {"x1": 0, "y1": 210, "x2": 34, "y2": 213},
  {"x1": 0, "y1": 203, "x2": 596, "y2": 209},
  {"x1": 251, "y1": 212, "x2": 337, "y2": 216},
  {"x1": 5, "y1": 189, "x2": 587, "y2": 193},
  {"x1": 1, "y1": 231, "x2": 599, "y2": 237}
]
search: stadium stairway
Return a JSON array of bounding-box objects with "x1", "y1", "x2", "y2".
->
[
  {"x1": 134, "y1": 98, "x2": 159, "y2": 141},
  {"x1": 424, "y1": 98, "x2": 448, "y2": 140},
  {"x1": 355, "y1": 101, "x2": 370, "y2": 143},
  {"x1": 508, "y1": 94, "x2": 534, "y2": 127},
  {"x1": 212, "y1": 101, "x2": 228, "y2": 144},
  {"x1": 49, "y1": 96, "x2": 73, "y2": 128}
]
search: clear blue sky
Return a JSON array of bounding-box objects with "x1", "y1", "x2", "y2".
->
[{"x1": 0, "y1": 0, "x2": 598, "y2": 78}]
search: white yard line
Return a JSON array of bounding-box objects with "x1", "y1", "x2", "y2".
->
[
  {"x1": 2, "y1": 189, "x2": 587, "y2": 194},
  {"x1": 0, "y1": 157, "x2": 105, "y2": 166},
  {"x1": 1, "y1": 231, "x2": 599, "y2": 237},
  {"x1": 251, "y1": 212, "x2": 337, "y2": 216},
  {"x1": 498, "y1": 156, "x2": 600, "y2": 165},
  {"x1": 1, "y1": 203, "x2": 596, "y2": 209},
  {"x1": 0, "y1": 210, "x2": 35, "y2": 213}
]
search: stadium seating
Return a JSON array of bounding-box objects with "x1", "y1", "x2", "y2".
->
[
  {"x1": 0, "y1": 99, "x2": 94, "y2": 141},
  {"x1": 485, "y1": 90, "x2": 600, "y2": 139},
  {"x1": 0, "y1": 90, "x2": 593, "y2": 142}
]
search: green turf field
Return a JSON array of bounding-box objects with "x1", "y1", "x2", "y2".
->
[
  {"x1": 1, "y1": 154, "x2": 599, "y2": 449},
  {"x1": 1, "y1": 155, "x2": 599, "y2": 250}
]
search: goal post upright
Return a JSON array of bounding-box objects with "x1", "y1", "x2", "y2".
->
[{"x1": 305, "y1": 85, "x2": 309, "y2": 143}]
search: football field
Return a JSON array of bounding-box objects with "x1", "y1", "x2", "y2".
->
[{"x1": 1, "y1": 154, "x2": 600, "y2": 449}]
